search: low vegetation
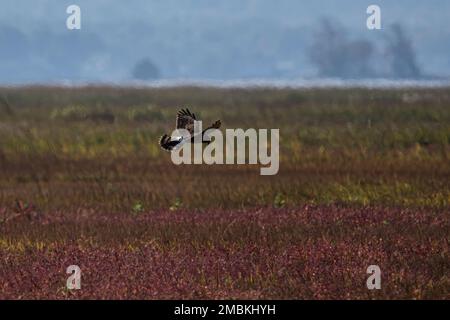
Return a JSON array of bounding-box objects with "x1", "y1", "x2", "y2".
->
[{"x1": 0, "y1": 86, "x2": 449, "y2": 299}]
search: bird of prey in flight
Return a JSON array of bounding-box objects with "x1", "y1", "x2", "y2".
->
[{"x1": 159, "y1": 108, "x2": 221, "y2": 151}]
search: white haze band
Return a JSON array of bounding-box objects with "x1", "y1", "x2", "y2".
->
[{"x1": 170, "y1": 120, "x2": 279, "y2": 176}]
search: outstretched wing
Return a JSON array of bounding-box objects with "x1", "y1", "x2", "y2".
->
[
  {"x1": 201, "y1": 120, "x2": 221, "y2": 142},
  {"x1": 176, "y1": 108, "x2": 197, "y2": 135},
  {"x1": 203, "y1": 120, "x2": 221, "y2": 131}
]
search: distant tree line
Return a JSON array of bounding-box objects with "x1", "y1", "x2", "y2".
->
[{"x1": 309, "y1": 21, "x2": 422, "y2": 79}]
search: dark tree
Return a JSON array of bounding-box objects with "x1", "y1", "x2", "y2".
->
[
  {"x1": 309, "y1": 19, "x2": 375, "y2": 78},
  {"x1": 132, "y1": 58, "x2": 160, "y2": 80},
  {"x1": 385, "y1": 24, "x2": 421, "y2": 79}
]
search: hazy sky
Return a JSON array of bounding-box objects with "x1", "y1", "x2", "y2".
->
[{"x1": 0, "y1": 0, "x2": 449, "y2": 83}]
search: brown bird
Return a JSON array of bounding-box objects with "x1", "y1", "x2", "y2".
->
[{"x1": 159, "y1": 108, "x2": 221, "y2": 151}]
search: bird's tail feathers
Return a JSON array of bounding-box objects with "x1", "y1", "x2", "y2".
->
[{"x1": 159, "y1": 134, "x2": 172, "y2": 151}]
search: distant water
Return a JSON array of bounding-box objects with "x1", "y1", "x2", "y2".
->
[
  {"x1": 128, "y1": 78, "x2": 450, "y2": 89},
  {"x1": 6, "y1": 78, "x2": 450, "y2": 89}
]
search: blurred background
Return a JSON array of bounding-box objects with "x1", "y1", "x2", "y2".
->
[
  {"x1": 1, "y1": 0, "x2": 450, "y2": 84},
  {"x1": 1, "y1": 2, "x2": 449, "y2": 299}
]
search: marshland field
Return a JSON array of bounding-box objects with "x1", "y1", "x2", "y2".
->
[{"x1": 0, "y1": 86, "x2": 449, "y2": 299}]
